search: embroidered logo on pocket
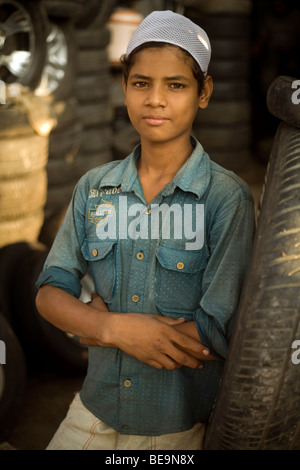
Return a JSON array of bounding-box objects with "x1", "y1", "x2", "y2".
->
[{"x1": 88, "y1": 200, "x2": 115, "y2": 226}]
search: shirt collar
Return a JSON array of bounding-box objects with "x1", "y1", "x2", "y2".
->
[{"x1": 98, "y1": 137, "x2": 211, "y2": 200}]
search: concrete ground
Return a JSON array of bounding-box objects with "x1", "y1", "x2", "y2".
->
[{"x1": 0, "y1": 156, "x2": 267, "y2": 451}]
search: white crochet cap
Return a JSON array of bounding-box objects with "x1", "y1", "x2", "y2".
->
[{"x1": 126, "y1": 10, "x2": 211, "y2": 75}]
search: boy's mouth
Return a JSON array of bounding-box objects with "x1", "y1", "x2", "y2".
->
[{"x1": 143, "y1": 115, "x2": 170, "y2": 126}]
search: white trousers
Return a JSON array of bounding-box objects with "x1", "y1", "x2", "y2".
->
[{"x1": 47, "y1": 394, "x2": 206, "y2": 450}]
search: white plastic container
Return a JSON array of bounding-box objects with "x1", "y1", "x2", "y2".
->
[{"x1": 107, "y1": 8, "x2": 143, "y2": 66}]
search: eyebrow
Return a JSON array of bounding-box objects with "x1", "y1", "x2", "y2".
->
[{"x1": 129, "y1": 73, "x2": 191, "y2": 82}]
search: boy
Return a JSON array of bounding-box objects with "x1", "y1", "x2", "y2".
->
[{"x1": 35, "y1": 11, "x2": 255, "y2": 450}]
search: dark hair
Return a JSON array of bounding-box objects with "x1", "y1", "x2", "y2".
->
[{"x1": 120, "y1": 42, "x2": 205, "y2": 96}]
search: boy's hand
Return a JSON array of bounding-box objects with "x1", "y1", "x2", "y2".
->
[
  {"x1": 86, "y1": 290, "x2": 109, "y2": 311},
  {"x1": 81, "y1": 292, "x2": 210, "y2": 370},
  {"x1": 106, "y1": 312, "x2": 205, "y2": 370},
  {"x1": 173, "y1": 321, "x2": 217, "y2": 361}
]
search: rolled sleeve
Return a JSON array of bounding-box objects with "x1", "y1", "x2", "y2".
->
[
  {"x1": 36, "y1": 267, "x2": 82, "y2": 298},
  {"x1": 194, "y1": 190, "x2": 255, "y2": 359}
]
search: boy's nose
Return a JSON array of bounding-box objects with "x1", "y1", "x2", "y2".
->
[{"x1": 145, "y1": 85, "x2": 167, "y2": 108}]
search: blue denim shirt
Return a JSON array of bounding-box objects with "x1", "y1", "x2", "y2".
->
[{"x1": 36, "y1": 138, "x2": 255, "y2": 435}]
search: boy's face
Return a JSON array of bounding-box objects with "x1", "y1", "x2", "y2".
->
[{"x1": 123, "y1": 46, "x2": 212, "y2": 148}]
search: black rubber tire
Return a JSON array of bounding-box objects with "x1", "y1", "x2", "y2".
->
[
  {"x1": 186, "y1": 15, "x2": 251, "y2": 39},
  {"x1": 75, "y1": 0, "x2": 116, "y2": 29},
  {"x1": 74, "y1": 150, "x2": 112, "y2": 176},
  {"x1": 194, "y1": 100, "x2": 251, "y2": 126},
  {"x1": 210, "y1": 39, "x2": 250, "y2": 60},
  {"x1": 74, "y1": 13, "x2": 113, "y2": 165},
  {"x1": 267, "y1": 75, "x2": 300, "y2": 129},
  {"x1": 45, "y1": 182, "x2": 76, "y2": 217},
  {"x1": 75, "y1": 72, "x2": 111, "y2": 102},
  {"x1": 80, "y1": 126, "x2": 112, "y2": 154},
  {"x1": 182, "y1": 0, "x2": 252, "y2": 15},
  {"x1": 0, "y1": 0, "x2": 48, "y2": 89},
  {"x1": 74, "y1": 26, "x2": 110, "y2": 50},
  {"x1": 77, "y1": 48, "x2": 108, "y2": 75},
  {"x1": 0, "y1": 312, "x2": 26, "y2": 442},
  {"x1": 0, "y1": 242, "x2": 38, "y2": 323},
  {"x1": 39, "y1": 206, "x2": 67, "y2": 247},
  {"x1": 48, "y1": 119, "x2": 82, "y2": 161},
  {"x1": 47, "y1": 149, "x2": 112, "y2": 186},
  {"x1": 9, "y1": 244, "x2": 88, "y2": 375},
  {"x1": 78, "y1": 101, "x2": 113, "y2": 128},
  {"x1": 203, "y1": 147, "x2": 251, "y2": 172},
  {"x1": 204, "y1": 122, "x2": 300, "y2": 450},
  {"x1": 44, "y1": 0, "x2": 85, "y2": 19},
  {"x1": 50, "y1": 96, "x2": 79, "y2": 131},
  {"x1": 194, "y1": 124, "x2": 252, "y2": 150},
  {"x1": 208, "y1": 58, "x2": 250, "y2": 80},
  {"x1": 210, "y1": 80, "x2": 250, "y2": 100}
]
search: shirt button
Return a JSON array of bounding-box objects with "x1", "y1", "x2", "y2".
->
[
  {"x1": 136, "y1": 252, "x2": 144, "y2": 260},
  {"x1": 92, "y1": 249, "x2": 98, "y2": 257},
  {"x1": 132, "y1": 294, "x2": 140, "y2": 303},
  {"x1": 124, "y1": 379, "x2": 132, "y2": 388},
  {"x1": 176, "y1": 262, "x2": 184, "y2": 270},
  {"x1": 145, "y1": 209, "x2": 151, "y2": 215}
]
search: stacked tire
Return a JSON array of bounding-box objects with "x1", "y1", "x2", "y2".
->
[
  {"x1": 204, "y1": 76, "x2": 300, "y2": 450},
  {"x1": 0, "y1": 0, "x2": 118, "y2": 247},
  {"x1": 182, "y1": 0, "x2": 253, "y2": 171},
  {"x1": 0, "y1": 312, "x2": 27, "y2": 443},
  {"x1": 107, "y1": 7, "x2": 143, "y2": 160},
  {"x1": 0, "y1": 87, "x2": 54, "y2": 248},
  {"x1": 0, "y1": 0, "x2": 52, "y2": 248},
  {"x1": 0, "y1": 241, "x2": 89, "y2": 377},
  {"x1": 35, "y1": 18, "x2": 81, "y2": 228},
  {"x1": 74, "y1": 7, "x2": 115, "y2": 178},
  {"x1": 0, "y1": 0, "x2": 116, "y2": 443},
  {"x1": 37, "y1": 2, "x2": 117, "y2": 246}
]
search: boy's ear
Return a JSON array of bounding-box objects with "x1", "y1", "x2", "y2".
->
[{"x1": 198, "y1": 76, "x2": 213, "y2": 110}]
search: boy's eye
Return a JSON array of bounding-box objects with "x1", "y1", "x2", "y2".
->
[
  {"x1": 133, "y1": 81, "x2": 148, "y2": 88},
  {"x1": 169, "y1": 83, "x2": 185, "y2": 89}
]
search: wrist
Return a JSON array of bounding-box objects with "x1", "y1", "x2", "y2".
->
[{"x1": 94, "y1": 310, "x2": 120, "y2": 348}]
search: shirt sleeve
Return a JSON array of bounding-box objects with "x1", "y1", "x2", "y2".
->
[
  {"x1": 36, "y1": 175, "x2": 89, "y2": 298},
  {"x1": 194, "y1": 189, "x2": 255, "y2": 360}
]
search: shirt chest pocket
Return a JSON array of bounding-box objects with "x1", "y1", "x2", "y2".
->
[
  {"x1": 155, "y1": 245, "x2": 206, "y2": 318},
  {"x1": 81, "y1": 239, "x2": 117, "y2": 302}
]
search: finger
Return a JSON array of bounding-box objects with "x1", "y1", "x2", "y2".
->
[
  {"x1": 172, "y1": 330, "x2": 205, "y2": 355},
  {"x1": 167, "y1": 345, "x2": 203, "y2": 369},
  {"x1": 152, "y1": 336, "x2": 203, "y2": 369},
  {"x1": 148, "y1": 354, "x2": 183, "y2": 371}
]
